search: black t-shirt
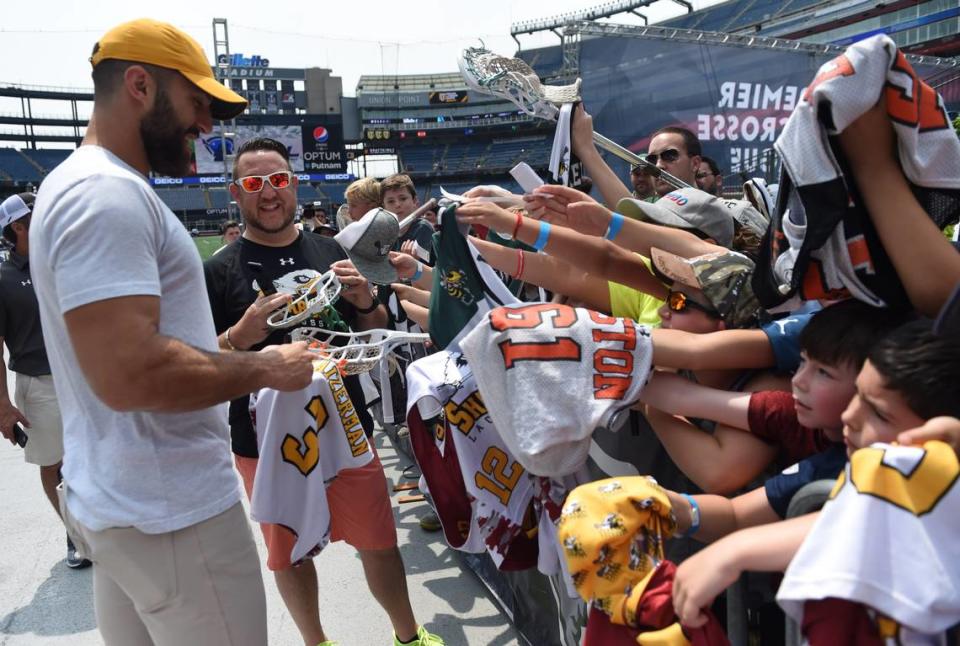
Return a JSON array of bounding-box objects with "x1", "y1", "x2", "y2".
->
[
  {"x1": 396, "y1": 219, "x2": 436, "y2": 262},
  {"x1": 203, "y1": 231, "x2": 374, "y2": 458},
  {"x1": 0, "y1": 251, "x2": 50, "y2": 376}
]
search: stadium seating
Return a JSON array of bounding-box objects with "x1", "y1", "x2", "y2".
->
[
  {"x1": 296, "y1": 184, "x2": 321, "y2": 201},
  {"x1": 154, "y1": 187, "x2": 207, "y2": 212},
  {"x1": 22, "y1": 149, "x2": 71, "y2": 173},
  {"x1": 520, "y1": 46, "x2": 564, "y2": 77},
  {"x1": 207, "y1": 189, "x2": 231, "y2": 208},
  {"x1": 318, "y1": 183, "x2": 349, "y2": 203},
  {"x1": 0, "y1": 149, "x2": 43, "y2": 183},
  {"x1": 658, "y1": 0, "x2": 833, "y2": 33}
]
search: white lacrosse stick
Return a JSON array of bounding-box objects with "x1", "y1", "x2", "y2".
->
[
  {"x1": 458, "y1": 46, "x2": 691, "y2": 191},
  {"x1": 291, "y1": 328, "x2": 430, "y2": 375},
  {"x1": 398, "y1": 198, "x2": 439, "y2": 235},
  {"x1": 266, "y1": 270, "x2": 342, "y2": 329}
]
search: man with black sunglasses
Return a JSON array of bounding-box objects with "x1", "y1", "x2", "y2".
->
[{"x1": 645, "y1": 126, "x2": 702, "y2": 197}]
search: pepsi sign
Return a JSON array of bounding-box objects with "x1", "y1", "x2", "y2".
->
[{"x1": 300, "y1": 120, "x2": 346, "y2": 173}]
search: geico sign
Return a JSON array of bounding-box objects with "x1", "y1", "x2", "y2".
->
[{"x1": 154, "y1": 177, "x2": 184, "y2": 185}]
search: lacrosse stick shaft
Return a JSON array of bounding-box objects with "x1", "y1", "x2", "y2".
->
[
  {"x1": 592, "y1": 132, "x2": 691, "y2": 190},
  {"x1": 399, "y1": 198, "x2": 438, "y2": 234}
]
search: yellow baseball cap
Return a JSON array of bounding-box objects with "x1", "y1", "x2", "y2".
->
[{"x1": 90, "y1": 18, "x2": 246, "y2": 120}]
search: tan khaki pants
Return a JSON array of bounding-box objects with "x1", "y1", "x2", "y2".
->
[{"x1": 59, "y1": 486, "x2": 267, "y2": 646}]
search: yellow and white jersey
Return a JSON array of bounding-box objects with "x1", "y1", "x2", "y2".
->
[
  {"x1": 250, "y1": 360, "x2": 374, "y2": 565},
  {"x1": 406, "y1": 351, "x2": 539, "y2": 565},
  {"x1": 778, "y1": 441, "x2": 960, "y2": 640}
]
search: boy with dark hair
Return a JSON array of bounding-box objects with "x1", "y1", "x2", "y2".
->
[
  {"x1": 638, "y1": 300, "x2": 910, "y2": 496},
  {"x1": 671, "y1": 318, "x2": 960, "y2": 640},
  {"x1": 380, "y1": 173, "x2": 434, "y2": 259},
  {"x1": 638, "y1": 300, "x2": 911, "y2": 543}
]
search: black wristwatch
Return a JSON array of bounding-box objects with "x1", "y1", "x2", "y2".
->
[{"x1": 354, "y1": 296, "x2": 380, "y2": 314}]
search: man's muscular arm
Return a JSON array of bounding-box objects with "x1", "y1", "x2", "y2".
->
[{"x1": 65, "y1": 295, "x2": 315, "y2": 412}]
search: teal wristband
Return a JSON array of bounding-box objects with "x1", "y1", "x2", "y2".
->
[
  {"x1": 605, "y1": 212, "x2": 625, "y2": 241},
  {"x1": 533, "y1": 221, "x2": 551, "y2": 251},
  {"x1": 679, "y1": 493, "x2": 701, "y2": 538},
  {"x1": 411, "y1": 261, "x2": 423, "y2": 282}
]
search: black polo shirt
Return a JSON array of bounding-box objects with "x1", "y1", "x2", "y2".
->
[{"x1": 0, "y1": 251, "x2": 50, "y2": 376}]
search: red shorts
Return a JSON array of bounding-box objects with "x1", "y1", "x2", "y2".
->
[{"x1": 235, "y1": 446, "x2": 397, "y2": 571}]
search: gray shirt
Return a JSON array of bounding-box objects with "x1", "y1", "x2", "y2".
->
[
  {"x1": 30, "y1": 145, "x2": 240, "y2": 533},
  {"x1": 0, "y1": 250, "x2": 50, "y2": 376}
]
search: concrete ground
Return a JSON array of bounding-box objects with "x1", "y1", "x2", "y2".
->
[{"x1": 0, "y1": 363, "x2": 519, "y2": 646}]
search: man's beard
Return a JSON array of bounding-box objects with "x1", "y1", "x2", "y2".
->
[
  {"x1": 243, "y1": 204, "x2": 295, "y2": 234},
  {"x1": 140, "y1": 87, "x2": 197, "y2": 178}
]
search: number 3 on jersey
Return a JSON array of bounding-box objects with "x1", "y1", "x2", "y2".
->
[
  {"x1": 833, "y1": 442, "x2": 959, "y2": 516},
  {"x1": 281, "y1": 396, "x2": 328, "y2": 477},
  {"x1": 475, "y1": 446, "x2": 524, "y2": 506}
]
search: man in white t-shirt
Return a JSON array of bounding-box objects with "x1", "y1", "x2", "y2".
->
[{"x1": 29, "y1": 19, "x2": 315, "y2": 646}]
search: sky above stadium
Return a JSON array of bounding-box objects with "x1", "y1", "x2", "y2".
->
[{"x1": 1, "y1": 0, "x2": 724, "y2": 94}]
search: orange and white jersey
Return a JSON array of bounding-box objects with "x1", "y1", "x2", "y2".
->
[
  {"x1": 250, "y1": 359, "x2": 374, "y2": 565},
  {"x1": 461, "y1": 304, "x2": 653, "y2": 477}
]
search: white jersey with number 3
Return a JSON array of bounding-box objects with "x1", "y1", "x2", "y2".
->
[
  {"x1": 778, "y1": 441, "x2": 960, "y2": 641},
  {"x1": 250, "y1": 360, "x2": 374, "y2": 565}
]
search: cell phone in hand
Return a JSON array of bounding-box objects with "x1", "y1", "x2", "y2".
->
[{"x1": 13, "y1": 423, "x2": 28, "y2": 448}]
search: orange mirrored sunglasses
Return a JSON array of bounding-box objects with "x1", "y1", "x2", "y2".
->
[
  {"x1": 234, "y1": 171, "x2": 294, "y2": 193},
  {"x1": 666, "y1": 290, "x2": 720, "y2": 318}
]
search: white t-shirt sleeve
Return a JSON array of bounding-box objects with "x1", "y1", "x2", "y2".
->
[{"x1": 47, "y1": 175, "x2": 163, "y2": 313}]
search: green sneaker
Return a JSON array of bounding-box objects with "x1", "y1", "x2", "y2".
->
[
  {"x1": 394, "y1": 625, "x2": 444, "y2": 646},
  {"x1": 317, "y1": 641, "x2": 338, "y2": 646}
]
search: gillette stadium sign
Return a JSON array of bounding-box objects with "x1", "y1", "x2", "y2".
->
[{"x1": 217, "y1": 53, "x2": 270, "y2": 68}]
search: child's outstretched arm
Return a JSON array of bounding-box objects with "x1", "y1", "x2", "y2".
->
[
  {"x1": 639, "y1": 370, "x2": 752, "y2": 430},
  {"x1": 672, "y1": 512, "x2": 819, "y2": 628}
]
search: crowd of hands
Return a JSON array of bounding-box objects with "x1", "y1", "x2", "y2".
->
[{"x1": 381, "y1": 99, "x2": 960, "y2": 627}]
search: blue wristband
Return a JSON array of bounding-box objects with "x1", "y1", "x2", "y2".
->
[
  {"x1": 679, "y1": 493, "x2": 701, "y2": 538},
  {"x1": 604, "y1": 212, "x2": 625, "y2": 241},
  {"x1": 411, "y1": 261, "x2": 423, "y2": 282},
  {"x1": 533, "y1": 221, "x2": 551, "y2": 251}
]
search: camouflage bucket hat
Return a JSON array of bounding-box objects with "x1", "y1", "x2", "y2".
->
[{"x1": 651, "y1": 247, "x2": 761, "y2": 328}]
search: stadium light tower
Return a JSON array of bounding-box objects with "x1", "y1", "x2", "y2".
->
[{"x1": 212, "y1": 18, "x2": 238, "y2": 222}]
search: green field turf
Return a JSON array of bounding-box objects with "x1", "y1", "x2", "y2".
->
[{"x1": 193, "y1": 236, "x2": 222, "y2": 261}]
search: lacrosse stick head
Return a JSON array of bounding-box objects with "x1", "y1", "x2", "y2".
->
[
  {"x1": 266, "y1": 270, "x2": 342, "y2": 329},
  {"x1": 458, "y1": 46, "x2": 581, "y2": 121},
  {"x1": 291, "y1": 328, "x2": 430, "y2": 375}
]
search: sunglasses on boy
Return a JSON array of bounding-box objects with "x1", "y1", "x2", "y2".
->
[
  {"x1": 645, "y1": 148, "x2": 682, "y2": 166},
  {"x1": 234, "y1": 171, "x2": 294, "y2": 194},
  {"x1": 666, "y1": 290, "x2": 721, "y2": 318}
]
